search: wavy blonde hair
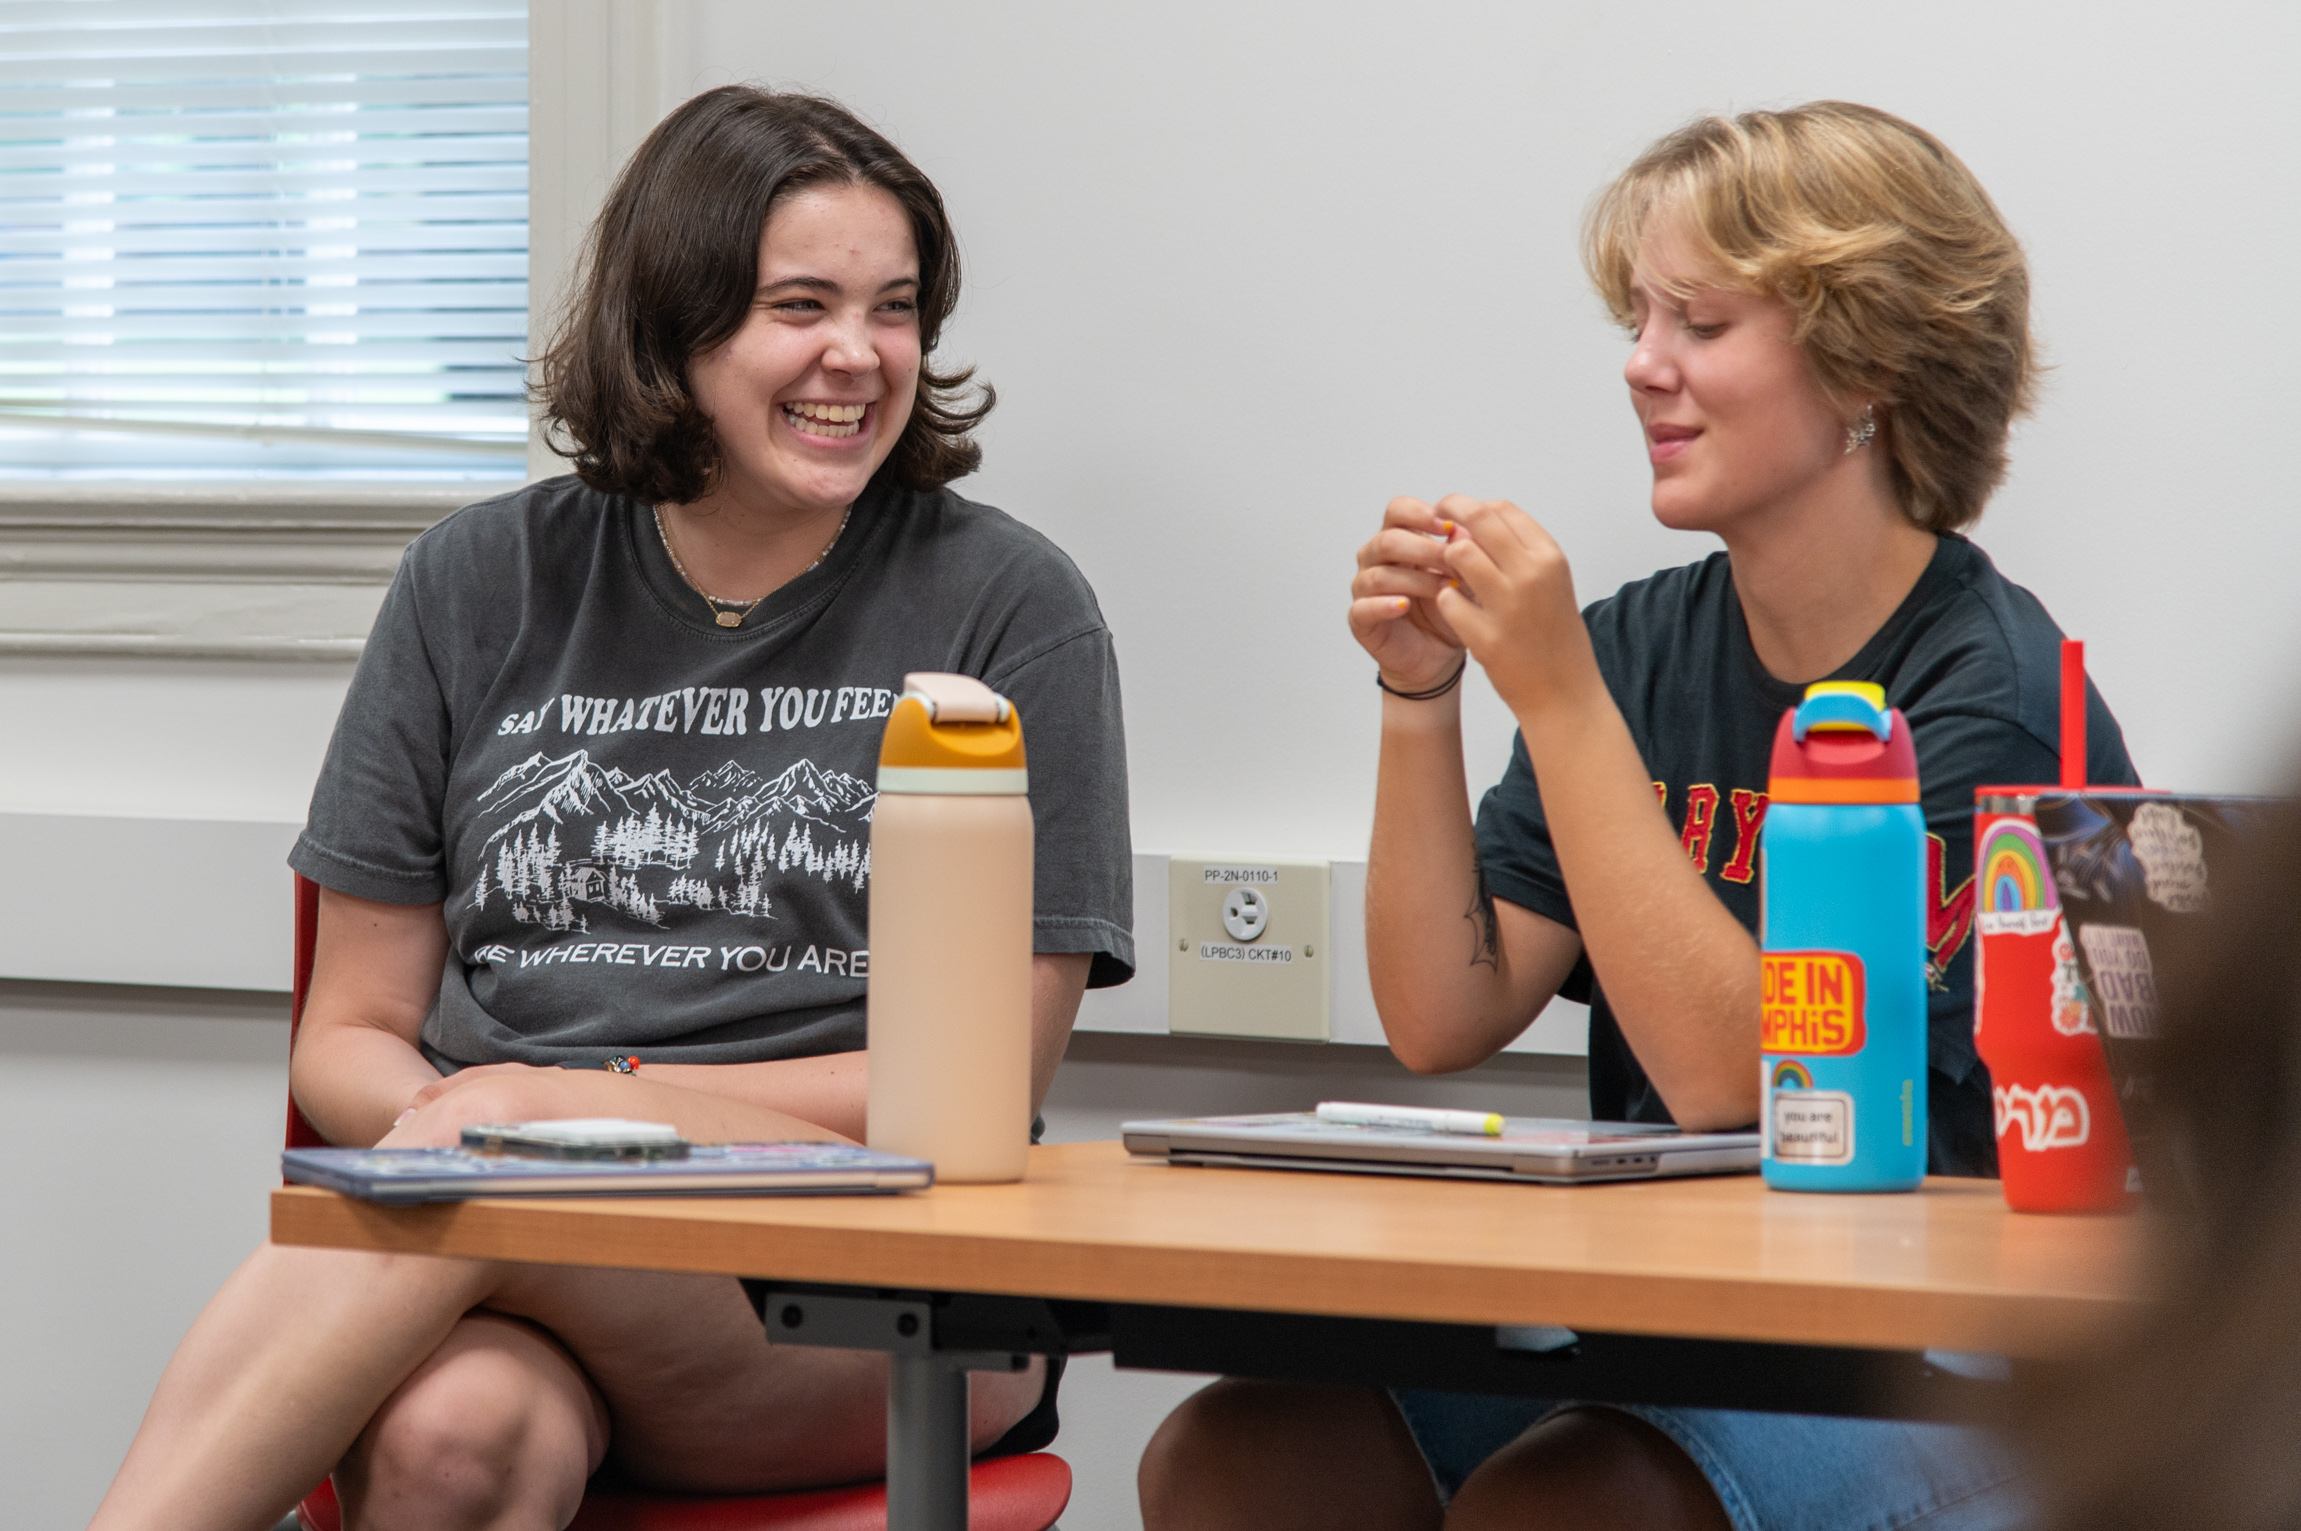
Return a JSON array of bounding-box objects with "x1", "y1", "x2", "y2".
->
[{"x1": 1583, "y1": 102, "x2": 2036, "y2": 533}]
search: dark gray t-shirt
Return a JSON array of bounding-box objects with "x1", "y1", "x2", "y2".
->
[{"x1": 291, "y1": 473, "x2": 1134, "y2": 1068}]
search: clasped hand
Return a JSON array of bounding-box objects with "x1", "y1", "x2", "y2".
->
[
  {"x1": 384, "y1": 1061, "x2": 569, "y2": 1147},
  {"x1": 1348, "y1": 493, "x2": 1594, "y2": 719}
]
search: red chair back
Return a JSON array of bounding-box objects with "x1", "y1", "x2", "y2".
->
[{"x1": 283, "y1": 873, "x2": 1069, "y2": 1531}]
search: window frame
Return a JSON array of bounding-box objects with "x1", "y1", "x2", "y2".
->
[{"x1": 0, "y1": 1, "x2": 672, "y2": 658}]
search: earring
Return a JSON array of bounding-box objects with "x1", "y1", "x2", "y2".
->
[{"x1": 1843, "y1": 405, "x2": 1877, "y2": 454}]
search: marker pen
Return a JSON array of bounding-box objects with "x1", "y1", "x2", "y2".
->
[{"x1": 1315, "y1": 1101, "x2": 1505, "y2": 1137}]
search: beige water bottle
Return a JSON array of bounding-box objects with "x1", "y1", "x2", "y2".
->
[{"x1": 866, "y1": 673, "x2": 1035, "y2": 1183}]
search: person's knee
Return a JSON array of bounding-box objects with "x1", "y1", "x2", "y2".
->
[
  {"x1": 1446, "y1": 1407, "x2": 1728, "y2": 1531},
  {"x1": 1141, "y1": 1379, "x2": 1436, "y2": 1531},
  {"x1": 340, "y1": 1326, "x2": 597, "y2": 1531},
  {"x1": 1140, "y1": 1378, "x2": 1274, "y2": 1513},
  {"x1": 345, "y1": 1382, "x2": 531, "y2": 1530}
]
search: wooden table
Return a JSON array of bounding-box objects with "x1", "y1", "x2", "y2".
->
[{"x1": 273, "y1": 1142, "x2": 2140, "y2": 1529}]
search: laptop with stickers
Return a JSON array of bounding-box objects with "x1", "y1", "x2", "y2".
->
[{"x1": 2036, "y1": 788, "x2": 2280, "y2": 1203}]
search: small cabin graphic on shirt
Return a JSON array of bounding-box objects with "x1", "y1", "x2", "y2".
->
[{"x1": 469, "y1": 750, "x2": 875, "y2": 932}]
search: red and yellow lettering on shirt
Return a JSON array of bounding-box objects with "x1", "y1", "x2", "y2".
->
[
  {"x1": 1680, "y1": 783, "x2": 1720, "y2": 871},
  {"x1": 1721, "y1": 788, "x2": 1767, "y2": 885},
  {"x1": 1659, "y1": 781, "x2": 1767, "y2": 884},
  {"x1": 1652, "y1": 787, "x2": 1974, "y2": 984},
  {"x1": 1927, "y1": 831, "x2": 1976, "y2": 989}
]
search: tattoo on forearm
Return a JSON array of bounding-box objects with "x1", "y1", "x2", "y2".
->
[{"x1": 1466, "y1": 854, "x2": 1500, "y2": 971}]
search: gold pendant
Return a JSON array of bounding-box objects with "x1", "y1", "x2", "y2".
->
[{"x1": 715, "y1": 610, "x2": 743, "y2": 628}]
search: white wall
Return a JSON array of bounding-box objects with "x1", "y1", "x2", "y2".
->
[
  {"x1": 0, "y1": 668, "x2": 347, "y2": 1524},
  {"x1": 675, "y1": 0, "x2": 2301, "y2": 845},
  {"x1": 0, "y1": 982, "x2": 290, "y2": 1531},
  {"x1": 10, "y1": 1, "x2": 2296, "y2": 888},
  {"x1": 0, "y1": 658, "x2": 350, "y2": 819}
]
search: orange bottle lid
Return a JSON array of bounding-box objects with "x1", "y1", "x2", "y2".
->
[{"x1": 877, "y1": 672, "x2": 1027, "y2": 795}]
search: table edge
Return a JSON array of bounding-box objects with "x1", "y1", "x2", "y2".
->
[{"x1": 270, "y1": 1184, "x2": 2129, "y2": 1358}]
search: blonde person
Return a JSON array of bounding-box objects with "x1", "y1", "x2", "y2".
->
[
  {"x1": 1142, "y1": 102, "x2": 2136, "y2": 1531},
  {"x1": 91, "y1": 88, "x2": 1132, "y2": 1531}
]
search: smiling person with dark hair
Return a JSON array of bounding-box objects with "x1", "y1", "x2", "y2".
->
[
  {"x1": 539, "y1": 89, "x2": 992, "y2": 505},
  {"x1": 90, "y1": 88, "x2": 1132, "y2": 1531}
]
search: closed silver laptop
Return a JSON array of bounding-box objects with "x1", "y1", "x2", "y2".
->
[{"x1": 1122, "y1": 1112, "x2": 1760, "y2": 1185}]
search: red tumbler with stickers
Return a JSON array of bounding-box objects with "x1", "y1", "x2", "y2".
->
[
  {"x1": 1970, "y1": 640, "x2": 2138, "y2": 1212},
  {"x1": 1972, "y1": 793, "x2": 2138, "y2": 1212}
]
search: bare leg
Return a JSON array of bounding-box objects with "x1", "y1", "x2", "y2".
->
[
  {"x1": 479, "y1": 1265, "x2": 1040, "y2": 1493},
  {"x1": 1139, "y1": 1379, "x2": 1440, "y2": 1531},
  {"x1": 319, "y1": 1274, "x2": 1041, "y2": 1527},
  {"x1": 1444, "y1": 1407, "x2": 1731, "y2": 1531},
  {"x1": 90, "y1": 1242, "x2": 502, "y2": 1531},
  {"x1": 335, "y1": 1313, "x2": 607, "y2": 1531},
  {"x1": 88, "y1": 1240, "x2": 1045, "y2": 1531}
]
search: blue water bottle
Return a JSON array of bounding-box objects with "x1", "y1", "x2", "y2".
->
[{"x1": 1759, "y1": 681, "x2": 1927, "y2": 1193}]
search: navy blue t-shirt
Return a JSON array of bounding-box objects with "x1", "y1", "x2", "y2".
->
[{"x1": 1473, "y1": 534, "x2": 2139, "y2": 1178}]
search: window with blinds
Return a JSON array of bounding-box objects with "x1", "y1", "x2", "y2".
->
[{"x1": 0, "y1": 1, "x2": 527, "y2": 481}]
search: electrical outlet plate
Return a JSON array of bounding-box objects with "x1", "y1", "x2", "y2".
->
[{"x1": 1167, "y1": 856, "x2": 1331, "y2": 1041}]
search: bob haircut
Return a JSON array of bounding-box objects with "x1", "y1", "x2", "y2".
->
[
  {"x1": 1583, "y1": 102, "x2": 2036, "y2": 534},
  {"x1": 537, "y1": 87, "x2": 989, "y2": 504}
]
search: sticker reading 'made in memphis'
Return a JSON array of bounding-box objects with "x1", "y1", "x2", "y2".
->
[
  {"x1": 1768, "y1": 1063, "x2": 1856, "y2": 1165},
  {"x1": 1761, "y1": 950, "x2": 1868, "y2": 1056}
]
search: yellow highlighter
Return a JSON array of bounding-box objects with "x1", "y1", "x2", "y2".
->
[{"x1": 1315, "y1": 1101, "x2": 1505, "y2": 1137}]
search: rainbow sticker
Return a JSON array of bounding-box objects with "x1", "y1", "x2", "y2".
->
[
  {"x1": 1771, "y1": 1059, "x2": 1815, "y2": 1091},
  {"x1": 1978, "y1": 818, "x2": 2057, "y2": 913}
]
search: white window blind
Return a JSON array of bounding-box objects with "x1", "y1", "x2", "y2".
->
[{"x1": 0, "y1": 1, "x2": 527, "y2": 481}]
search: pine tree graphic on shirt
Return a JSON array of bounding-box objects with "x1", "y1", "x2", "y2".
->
[{"x1": 470, "y1": 751, "x2": 875, "y2": 931}]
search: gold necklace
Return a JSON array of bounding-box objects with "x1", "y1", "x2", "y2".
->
[{"x1": 653, "y1": 504, "x2": 852, "y2": 629}]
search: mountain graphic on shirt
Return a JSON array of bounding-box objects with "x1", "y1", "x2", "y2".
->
[
  {"x1": 469, "y1": 750, "x2": 875, "y2": 932},
  {"x1": 476, "y1": 749, "x2": 720, "y2": 828},
  {"x1": 704, "y1": 758, "x2": 876, "y2": 835},
  {"x1": 687, "y1": 760, "x2": 765, "y2": 800}
]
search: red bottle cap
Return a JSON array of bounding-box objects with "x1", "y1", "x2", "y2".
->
[{"x1": 1768, "y1": 682, "x2": 1919, "y2": 805}]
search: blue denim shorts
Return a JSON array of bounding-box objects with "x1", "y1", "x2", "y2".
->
[{"x1": 1390, "y1": 1389, "x2": 2028, "y2": 1531}]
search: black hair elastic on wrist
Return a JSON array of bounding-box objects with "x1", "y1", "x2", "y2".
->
[{"x1": 1376, "y1": 656, "x2": 1468, "y2": 701}]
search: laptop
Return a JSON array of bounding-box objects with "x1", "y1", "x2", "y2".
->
[
  {"x1": 1121, "y1": 1112, "x2": 1761, "y2": 1185},
  {"x1": 2032, "y1": 787, "x2": 2281, "y2": 1204},
  {"x1": 283, "y1": 1140, "x2": 935, "y2": 1204}
]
